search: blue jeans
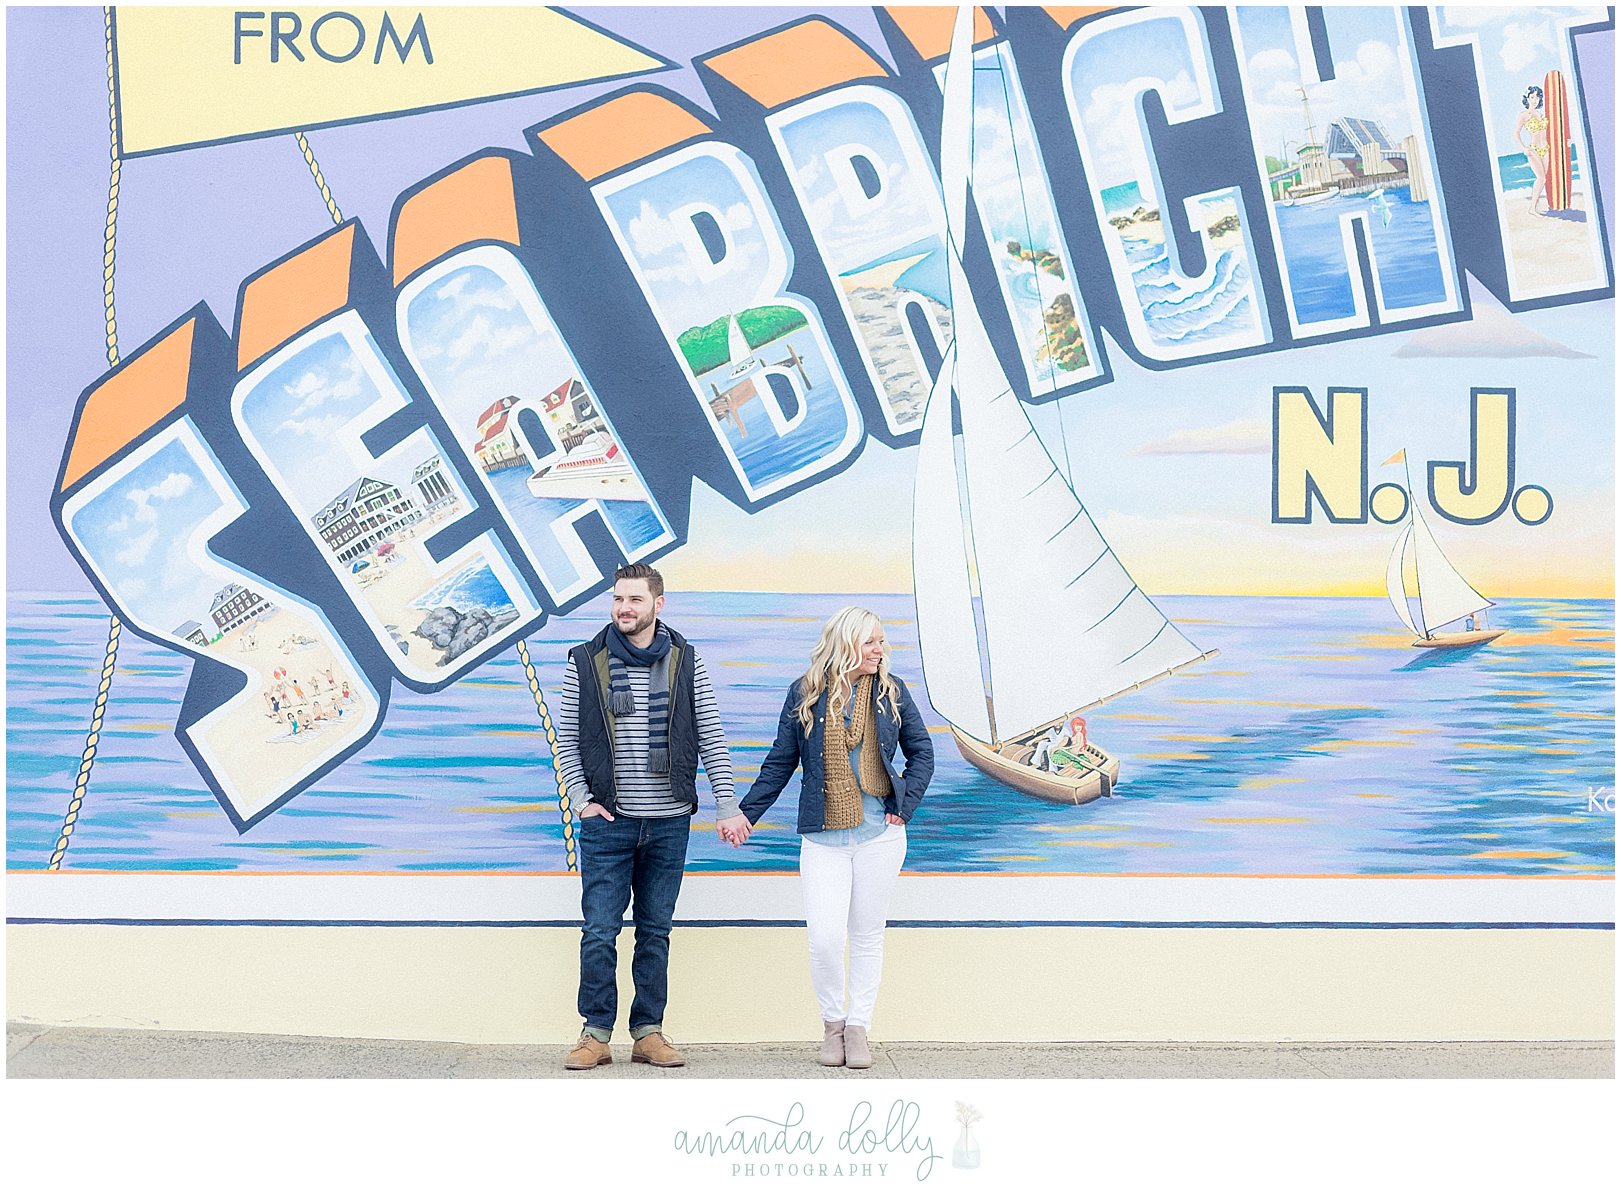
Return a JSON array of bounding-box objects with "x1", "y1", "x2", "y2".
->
[{"x1": 577, "y1": 811, "x2": 691, "y2": 1037}]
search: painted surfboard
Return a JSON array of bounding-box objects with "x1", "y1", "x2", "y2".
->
[{"x1": 1544, "y1": 69, "x2": 1573, "y2": 211}]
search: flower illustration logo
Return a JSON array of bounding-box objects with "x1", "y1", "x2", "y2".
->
[{"x1": 952, "y1": 1102, "x2": 983, "y2": 1170}]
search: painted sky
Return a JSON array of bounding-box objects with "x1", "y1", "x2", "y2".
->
[
  {"x1": 1068, "y1": 9, "x2": 1213, "y2": 195},
  {"x1": 602, "y1": 150, "x2": 777, "y2": 337},
  {"x1": 68, "y1": 433, "x2": 236, "y2": 632},
  {"x1": 1235, "y1": 5, "x2": 1423, "y2": 164},
  {"x1": 960, "y1": 45, "x2": 1064, "y2": 253},
  {"x1": 8, "y1": 6, "x2": 1615, "y2": 601},
  {"x1": 1432, "y1": 5, "x2": 1610, "y2": 157},
  {"x1": 774, "y1": 92, "x2": 945, "y2": 272},
  {"x1": 406, "y1": 261, "x2": 573, "y2": 411},
  {"x1": 238, "y1": 323, "x2": 440, "y2": 508}
]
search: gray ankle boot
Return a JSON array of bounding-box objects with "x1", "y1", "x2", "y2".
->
[
  {"x1": 819, "y1": 1019, "x2": 845, "y2": 1066},
  {"x1": 843, "y1": 1024, "x2": 873, "y2": 1069}
]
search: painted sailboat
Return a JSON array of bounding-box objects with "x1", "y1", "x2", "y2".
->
[
  {"x1": 1386, "y1": 470, "x2": 1505, "y2": 649},
  {"x1": 912, "y1": 9, "x2": 1217, "y2": 806},
  {"x1": 726, "y1": 314, "x2": 760, "y2": 382}
]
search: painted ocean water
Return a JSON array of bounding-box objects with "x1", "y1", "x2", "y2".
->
[
  {"x1": 1102, "y1": 181, "x2": 1147, "y2": 217},
  {"x1": 1498, "y1": 148, "x2": 1583, "y2": 192},
  {"x1": 484, "y1": 466, "x2": 666, "y2": 594},
  {"x1": 850, "y1": 237, "x2": 951, "y2": 308},
  {"x1": 410, "y1": 560, "x2": 519, "y2": 616},
  {"x1": 1122, "y1": 236, "x2": 1256, "y2": 346},
  {"x1": 1276, "y1": 187, "x2": 1449, "y2": 323},
  {"x1": 6, "y1": 593, "x2": 1613, "y2": 876},
  {"x1": 697, "y1": 326, "x2": 853, "y2": 490}
]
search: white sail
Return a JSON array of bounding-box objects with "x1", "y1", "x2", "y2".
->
[
  {"x1": 1385, "y1": 524, "x2": 1420, "y2": 635},
  {"x1": 940, "y1": 6, "x2": 977, "y2": 269},
  {"x1": 913, "y1": 8, "x2": 1207, "y2": 742},
  {"x1": 727, "y1": 315, "x2": 752, "y2": 364},
  {"x1": 952, "y1": 314, "x2": 1205, "y2": 737},
  {"x1": 911, "y1": 343, "x2": 994, "y2": 741},
  {"x1": 1410, "y1": 498, "x2": 1492, "y2": 632}
]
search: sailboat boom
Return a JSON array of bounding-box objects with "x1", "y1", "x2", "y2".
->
[{"x1": 1008, "y1": 648, "x2": 1221, "y2": 743}]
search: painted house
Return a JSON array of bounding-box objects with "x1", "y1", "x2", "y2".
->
[
  {"x1": 208, "y1": 584, "x2": 273, "y2": 635},
  {"x1": 472, "y1": 397, "x2": 529, "y2": 473},
  {"x1": 312, "y1": 476, "x2": 424, "y2": 564},
  {"x1": 412, "y1": 456, "x2": 458, "y2": 516},
  {"x1": 544, "y1": 378, "x2": 600, "y2": 450},
  {"x1": 174, "y1": 619, "x2": 210, "y2": 648},
  {"x1": 1295, "y1": 141, "x2": 1334, "y2": 189}
]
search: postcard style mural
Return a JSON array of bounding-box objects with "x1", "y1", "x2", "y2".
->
[
  {"x1": 1232, "y1": 4, "x2": 1463, "y2": 336},
  {"x1": 1063, "y1": 7, "x2": 1273, "y2": 360},
  {"x1": 5, "y1": 6, "x2": 1614, "y2": 916},
  {"x1": 399, "y1": 245, "x2": 677, "y2": 605}
]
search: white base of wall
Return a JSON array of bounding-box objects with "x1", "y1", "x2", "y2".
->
[{"x1": 7, "y1": 924, "x2": 1613, "y2": 1044}]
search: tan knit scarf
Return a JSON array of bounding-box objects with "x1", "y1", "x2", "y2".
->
[{"x1": 821, "y1": 674, "x2": 891, "y2": 830}]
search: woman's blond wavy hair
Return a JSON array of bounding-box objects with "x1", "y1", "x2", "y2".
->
[{"x1": 795, "y1": 607, "x2": 900, "y2": 733}]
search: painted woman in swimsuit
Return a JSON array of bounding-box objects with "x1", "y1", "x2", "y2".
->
[{"x1": 1516, "y1": 85, "x2": 1549, "y2": 214}]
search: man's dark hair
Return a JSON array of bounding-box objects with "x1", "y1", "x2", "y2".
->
[{"x1": 614, "y1": 563, "x2": 664, "y2": 598}]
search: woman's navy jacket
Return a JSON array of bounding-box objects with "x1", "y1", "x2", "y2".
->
[{"x1": 738, "y1": 676, "x2": 935, "y2": 833}]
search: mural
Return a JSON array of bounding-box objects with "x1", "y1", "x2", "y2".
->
[{"x1": 6, "y1": 6, "x2": 1614, "y2": 923}]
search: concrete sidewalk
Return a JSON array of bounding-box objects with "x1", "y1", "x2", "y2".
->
[{"x1": 7, "y1": 1024, "x2": 1612, "y2": 1078}]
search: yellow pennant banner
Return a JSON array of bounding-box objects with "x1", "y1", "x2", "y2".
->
[{"x1": 113, "y1": 6, "x2": 667, "y2": 156}]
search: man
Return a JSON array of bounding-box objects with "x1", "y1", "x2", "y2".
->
[{"x1": 554, "y1": 563, "x2": 738, "y2": 1070}]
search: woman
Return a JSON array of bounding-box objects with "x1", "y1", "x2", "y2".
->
[
  {"x1": 1516, "y1": 84, "x2": 1549, "y2": 215},
  {"x1": 720, "y1": 607, "x2": 934, "y2": 1069}
]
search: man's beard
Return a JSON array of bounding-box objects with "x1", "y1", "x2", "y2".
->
[{"x1": 617, "y1": 608, "x2": 656, "y2": 638}]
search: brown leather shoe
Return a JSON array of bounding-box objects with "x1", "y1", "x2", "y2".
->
[
  {"x1": 631, "y1": 1031, "x2": 686, "y2": 1067},
  {"x1": 564, "y1": 1032, "x2": 612, "y2": 1070}
]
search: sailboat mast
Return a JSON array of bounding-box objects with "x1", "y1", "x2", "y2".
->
[
  {"x1": 1404, "y1": 457, "x2": 1430, "y2": 639},
  {"x1": 933, "y1": 7, "x2": 1006, "y2": 747},
  {"x1": 954, "y1": 428, "x2": 1001, "y2": 746}
]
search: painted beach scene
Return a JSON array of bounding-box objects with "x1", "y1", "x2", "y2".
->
[
  {"x1": 770, "y1": 89, "x2": 957, "y2": 431},
  {"x1": 1100, "y1": 181, "x2": 1258, "y2": 348},
  {"x1": 1429, "y1": 6, "x2": 1610, "y2": 298},
  {"x1": 235, "y1": 318, "x2": 539, "y2": 679},
  {"x1": 57, "y1": 425, "x2": 379, "y2": 820},
  {"x1": 1068, "y1": 9, "x2": 1268, "y2": 355}
]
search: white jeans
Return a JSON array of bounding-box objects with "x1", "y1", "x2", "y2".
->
[{"x1": 799, "y1": 824, "x2": 907, "y2": 1029}]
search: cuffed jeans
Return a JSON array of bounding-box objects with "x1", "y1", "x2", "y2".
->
[
  {"x1": 800, "y1": 822, "x2": 907, "y2": 1030},
  {"x1": 577, "y1": 812, "x2": 691, "y2": 1038}
]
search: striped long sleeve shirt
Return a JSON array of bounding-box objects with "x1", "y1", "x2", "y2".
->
[{"x1": 555, "y1": 650, "x2": 738, "y2": 819}]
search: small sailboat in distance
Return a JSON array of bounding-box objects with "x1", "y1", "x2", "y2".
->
[
  {"x1": 1386, "y1": 458, "x2": 1506, "y2": 649},
  {"x1": 911, "y1": 9, "x2": 1217, "y2": 806},
  {"x1": 726, "y1": 314, "x2": 760, "y2": 382}
]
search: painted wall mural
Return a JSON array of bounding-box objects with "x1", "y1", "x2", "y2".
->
[{"x1": 7, "y1": 6, "x2": 1614, "y2": 929}]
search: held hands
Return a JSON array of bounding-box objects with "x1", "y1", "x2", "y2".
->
[
  {"x1": 716, "y1": 813, "x2": 753, "y2": 847},
  {"x1": 579, "y1": 802, "x2": 615, "y2": 821},
  {"x1": 885, "y1": 813, "x2": 905, "y2": 826}
]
